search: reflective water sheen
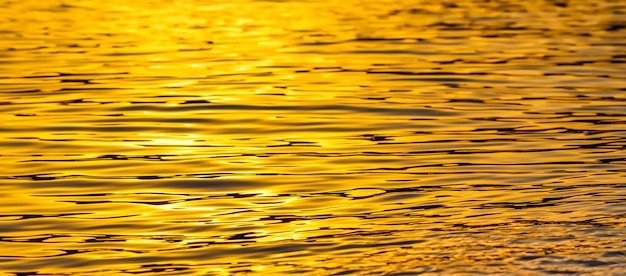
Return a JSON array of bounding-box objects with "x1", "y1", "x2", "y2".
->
[{"x1": 1, "y1": 0, "x2": 625, "y2": 275}]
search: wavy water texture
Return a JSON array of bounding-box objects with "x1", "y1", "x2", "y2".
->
[{"x1": 0, "y1": 0, "x2": 625, "y2": 275}]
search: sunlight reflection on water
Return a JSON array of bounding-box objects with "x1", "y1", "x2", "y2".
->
[{"x1": 0, "y1": 0, "x2": 625, "y2": 274}]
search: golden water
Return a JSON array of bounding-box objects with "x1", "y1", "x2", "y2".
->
[{"x1": 1, "y1": 0, "x2": 625, "y2": 275}]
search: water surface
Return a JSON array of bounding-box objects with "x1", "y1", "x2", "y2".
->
[{"x1": 1, "y1": 0, "x2": 625, "y2": 275}]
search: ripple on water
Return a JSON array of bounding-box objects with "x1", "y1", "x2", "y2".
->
[{"x1": 0, "y1": 0, "x2": 625, "y2": 275}]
